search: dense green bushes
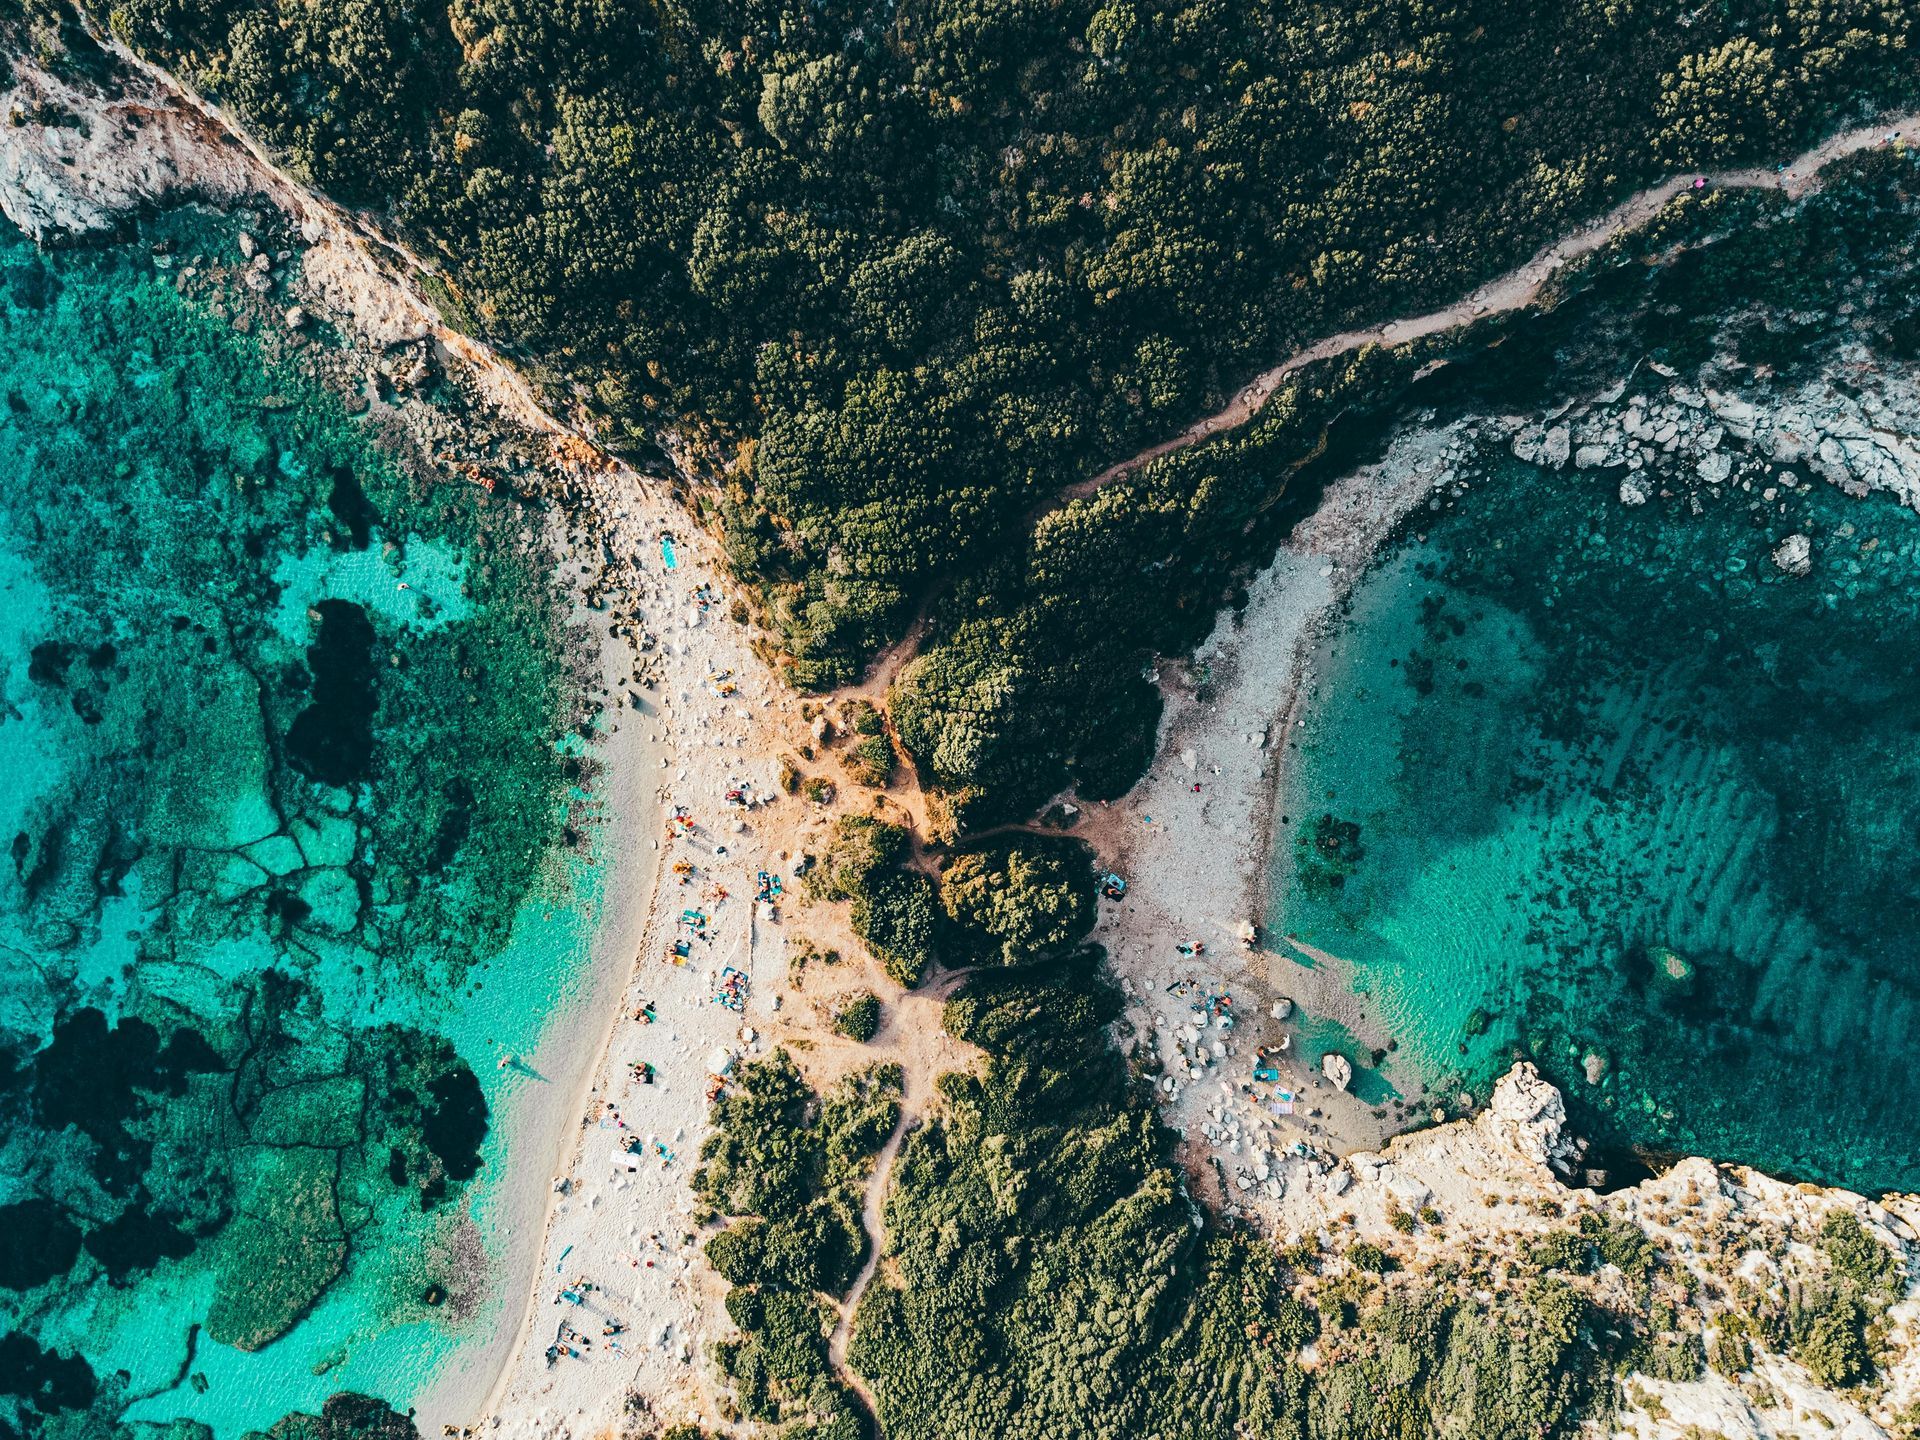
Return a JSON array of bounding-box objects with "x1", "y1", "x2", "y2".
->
[
  {"x1": 694, "y1": 1053, "x2": 898, "y2": 1435},
  {"x1": 847, "y1": 960, "x2": 1619, "y2": 1439},
  {"x1": 73, "y1": 0, "x2": 1920, "y2": 830},
  {"x1": 805, "y1": 816, "x2": 908, "y2": 905},
  {"x1": 806, "y1": 815, "x2": 939, "y2": 984},
  {"x1": 832, "y1": 992, "x2": 881, "y2": 1043},
  {"x1": 848, "y1": 870, "x2": 939, "y2": 988},
  {"x1": 889, "y1": 341, "x2": 1416, "y2": 826},
  {"x1": 694, "y1": 1051, "x2": 900, "y2": 1295},
  {"x1": 940, "y1": 838, "x2": 1096, "y2": 966},
  {"x1": 1774, "y1": 1211, "x2": 1908, "y2": 1387},
  {"x1": 1526, "y1": 1210, "x2": 1657, "y2": 1286},
  {"x1": 894, "y1": 152, "x2": 1920, "y2": 825}
]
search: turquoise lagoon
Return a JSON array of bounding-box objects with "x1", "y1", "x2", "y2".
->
[
  {"x1": 0, "y1": 224, "x2": 622, "y2": 1438},
  {"x1": 1272, "y1": 450, "x2": 1920, "y2": 1194}
]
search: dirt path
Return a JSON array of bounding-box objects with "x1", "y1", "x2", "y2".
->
[
  {"x1": 820, "y1": 965, "x2": 980, "y2": 1434},
  {"x1": 1066, "y1": 112, "x2": 1919, "y2": 501},
  {"x1": 825, "y1": 1108, "x2": 907, "y2": 1432}
]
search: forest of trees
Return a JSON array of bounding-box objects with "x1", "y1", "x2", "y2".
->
[
  {"x1": 701, "y1": 154, "x2": 1920, "y2": 1434},
  {"x1": 80, "y1": 0, "x2": 1920, "y2": 824}
]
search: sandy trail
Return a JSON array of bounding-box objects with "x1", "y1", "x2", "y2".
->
[
  {"x1": 824, "y1": 1111, "x2": 906, "y2": 1434},
  {"x1": 1066, "y1": 112, "x2": 1920, "y2": 501}
]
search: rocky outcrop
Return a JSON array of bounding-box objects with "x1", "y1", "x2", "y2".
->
[
  {"x1": 1508, "y1": 346, "x2": 1920, "y2": 519},
  {"x1": 1772, "y1": 532, "x2": 1813, "y2": 575}
]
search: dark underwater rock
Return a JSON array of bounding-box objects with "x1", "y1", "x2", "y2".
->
[
  {"x1": 285, "y1": 600, "x2": 378, "y2": 787},
  {"x1": 0, "y1": 1199, "x2": 82, "y2": 1291}
]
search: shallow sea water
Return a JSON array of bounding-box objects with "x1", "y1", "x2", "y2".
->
[
  {"x1": 0, "y1": 225, "x2": 611, "y2": 1437},
  {"x1": 1272, "y1": 451, "x2": 1920, "y2": 1193}
]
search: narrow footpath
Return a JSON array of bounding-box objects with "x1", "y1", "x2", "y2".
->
[
  {"x1": 1065, "y1": 112, "x2": 1919, "y2": 500},
  {"x1": 825, "y1": 1111, "x2": 909, "y2": 1436}
]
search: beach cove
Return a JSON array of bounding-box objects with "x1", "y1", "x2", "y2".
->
[{"x1": 1272, "y1": 411, "x2": 1920, "y2": 1196}]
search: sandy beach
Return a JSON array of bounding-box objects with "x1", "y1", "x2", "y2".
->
[
  {"x1": 1069, "y1": 421, "x2": 1487, "y2": 1221},
  {"x1": 407, "y1": 599, "x2": 670, "y2": 1433}
]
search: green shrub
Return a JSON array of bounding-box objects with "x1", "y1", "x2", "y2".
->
[
  {"x1": 1791, "y1": 1289, "x2": 1873, "y2": 1387},
  {"x1": 1528, "y1": 1230, "x2": 1588, "y2": 1273},
  {"x1": 939, "y1": 839, "x2": 1095, "y2": 966},
  {"x1": 851, "y1": 869, "x2": 939, "y2": 986},
  {"x1": 1638, "y1": 1332, "x2": 1704, "y2": 1383},
  {"x1": 806, "y1": 816, "x2": 908, "y2": 903},
  {"x1": 1708, "y1": 1325, "x2": 1753, "y2": 1377},
  {"x1": 1820, "y1": 1210, "x2": 1902, "y2": 1298},
  {"x1": 1347, "y1": 1242, "x2": 1393, "y2": 1274},
  {"x1": 1592, "y1": 1214, "x2": 1657, "y2": 1282},
  {"x1": 833, "y1": 992, "x2": 881, "y2": 1042},
  {"x1": 846, "y1": 733, "x2": 896, "y2": 787}
]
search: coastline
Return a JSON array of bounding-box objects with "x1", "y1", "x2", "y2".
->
[
  {"x1": 13, "y1": 25, "x2": 1920, "y2": 1440},
  {"x1": 0, "y1": 36, "x2": 955, "y2": 1436},
  {"x1": 0, "y1": 36, "x2": 711, "y2": 1432},
  {"x1": 1077, "y1": 422, "x2": 1472, "y2": 1210},
  {"x1": 411, "y1": 614, "x2": 670, "y2": 1435}
]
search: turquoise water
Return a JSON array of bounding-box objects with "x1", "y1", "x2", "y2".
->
[
  {"x1": 1272, "y1": 450, "x2": 1920, "y2": 1193},
  {"x1": 0, "y1": 224, "x2": 608, "y2": 1439}
]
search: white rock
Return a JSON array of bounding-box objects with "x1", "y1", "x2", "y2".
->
[
  {"x1": 1772, "y1": 533, "x2": 1812, "y2": 576},
  {"x1": 1322, "y1": 1053, "x2": 1352, "y2": 1091}
]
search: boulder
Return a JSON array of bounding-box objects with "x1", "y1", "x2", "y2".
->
[
  {"x1": 1322, "y1": 1052, "x2": 1353, "y2": 1091},
  {"x1": 1771, "y1": 533, "x2": 1812, "y2": 577}
]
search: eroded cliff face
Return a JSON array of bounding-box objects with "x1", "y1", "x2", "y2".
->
[{"x1": 0, "y1": 39, "x2": 258, "y2": 239}]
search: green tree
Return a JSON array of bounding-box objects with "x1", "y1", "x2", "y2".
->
[{"x1": 940, "y1": 840, "x2": 1095, "y2": 966}]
